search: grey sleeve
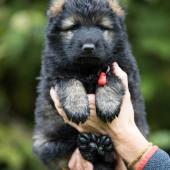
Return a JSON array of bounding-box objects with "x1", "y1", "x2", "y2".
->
[{"x1": 144, "y1": 149, "x2": 170, "y2": 170}]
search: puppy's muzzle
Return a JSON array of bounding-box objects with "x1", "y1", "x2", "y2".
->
[{"x1": 82, "y1": 43, "x2": 95, "y2": 54}]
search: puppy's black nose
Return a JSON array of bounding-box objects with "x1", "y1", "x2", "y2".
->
[{"x1": 82, "y1": 43, "x2": 95, "y2": 53}]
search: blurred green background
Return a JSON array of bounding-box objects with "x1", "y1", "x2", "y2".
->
[{"x1": 0, "y1": 0, "x2": 170, "y2": 169}]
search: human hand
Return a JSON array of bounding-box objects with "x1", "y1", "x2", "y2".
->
[
  {"x1": 68, "y1": 149, "x2": 93, "y2": 170},
  {"x1": 50, "y1": 62, "x2": 149, "y2": 166},
  {"x1": 50, "y1": 89, "x2": 107, "y2": 135},
  {"x1": 50, "y1": 62, "x2": 135, "y2": 136},
  {"x1": 68, "y1": 148, "x2": 127, "y2": 170}
]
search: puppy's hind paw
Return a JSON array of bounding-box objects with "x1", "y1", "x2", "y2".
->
[
  {"x1": 78, "y1": 133, "x2": 114, "y2": 163},
  {"x1": 78, "y1": 133, "x2": 99, "y2": 162},
  {"x1": 97, "y1": 135, "x2": 113, "y2": 155}
]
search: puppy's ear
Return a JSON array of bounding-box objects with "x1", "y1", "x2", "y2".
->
[
  {"x1": 47, "y1": 0, "x2": 65, "y2": 17},
  {"x1": 119, "y1": 0, "x2": 128, "y2": 16},
  {"x1": 107, "y1": 0, "x2": 127, "y2": 18}
]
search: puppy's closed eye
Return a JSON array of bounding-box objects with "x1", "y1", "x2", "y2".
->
[
  {"x1": 97, "y1": 17, "x2": 114, "y2": 30},
  {"x1": 61, "y1": 17, "x2": 80, "y2": 31},
  {"x1": 61, "y1": 24, "x2": 81, "y2": 31}
]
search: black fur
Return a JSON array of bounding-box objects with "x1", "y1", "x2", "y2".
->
[
  {"x1": 78, "y1": 133, "x2": 114, "y2": 162},
  {"x1": 33, "y1": 0, "x2": 149, "y2": 169}
]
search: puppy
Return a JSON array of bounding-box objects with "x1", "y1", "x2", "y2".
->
[{"x1": 33, "y1": 0, "x2": 149, "y2": 169}]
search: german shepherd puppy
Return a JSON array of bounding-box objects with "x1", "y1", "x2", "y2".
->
[{"x1": 33, "y1": 0, "x2": 149, "y2": 169}]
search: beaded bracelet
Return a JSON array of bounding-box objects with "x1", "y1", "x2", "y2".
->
[{"x1": 128, "y1": 143, "x2": 153, "y2": 169}]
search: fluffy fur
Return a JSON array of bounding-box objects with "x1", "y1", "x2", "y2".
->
[{"x1": 33, "y1": 0, "x2": 149, "y2": 169}]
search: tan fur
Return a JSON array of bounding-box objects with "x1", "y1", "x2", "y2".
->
[
  {"x1": 49, "y1": 0, "x2": 65, "y2": 16},
  {"x1": 101, "y1": 17, "x2": 113, "y2": 29},
  {"x1": 49, "y1": 0, "x2": 123, "y2": 17},
  {"x1": 63, "y1": 79, "x2": 88, "y2": 114},
  {"x1": 97, "y1": 86, "x2": 121, "y2": 113},
  {"x1": 61, "y1": 31, "x2": 74, "y2": 42},
  {"x1": 107, "y1": 0, "x2": 124, "y2": 16},
  {"x1": 62, "y1": 17, "x2": 75, "y2": 29},
  {"x1": 33, "y1": 133, "x2": 48, "y2": 152},
  {"x1": 103, "y1": 30, "x2": 114, "y2": 43}
]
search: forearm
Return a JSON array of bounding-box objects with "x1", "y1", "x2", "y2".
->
[
  {"x1": 107, "y1": 123, "x2": 149, "y2": 166},
  {"x1": 108, "y1": 125, "x2": 170, "y2": 170}
]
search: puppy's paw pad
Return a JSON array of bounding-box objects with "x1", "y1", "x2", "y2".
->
[
  {"x1": 78, "y1": 133, "x2": 98, "y2": 162},
  {"x1": 98, "y1": 135, "x2": 113, "y2": 154}
]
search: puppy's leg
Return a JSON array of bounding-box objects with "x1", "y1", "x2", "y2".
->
[
  {"x1": 33, "y1": 128, "x2": 75, "y2": 170},
  {"x1": 33, "y1": 88, "x2": 78, "y2": 170},
  {"x1": 33, "y1": 122, "x2": 78, "y2": 170},
  {"x1": 56, "y1": 79, "x2": 89, "y2": 124},
  {"x1": 96, "y1": 75, "x2": 124, "y2": 122}
]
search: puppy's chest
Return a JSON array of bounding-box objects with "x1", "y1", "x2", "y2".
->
[
  {"x1": 74, "y1": 74, "x2": 99, "y2": 93},
  {"x1": 57, "y1": 73, "x2": 98, "y2": 93},
  {"x1": 55, "y1": 68, "x2": 109, "y2": 93},
  {"x1": 76, "y1": 69, "x2": 110, "y2": 93},
  {"x1": 82, "y1": 80, "x2": 97, "y2": 94}
]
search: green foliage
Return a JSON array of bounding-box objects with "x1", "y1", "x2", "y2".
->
[
  {"x1": 0, "y1": 1, "x2": 47, "y2": 169},
  {"x1": 0, "y1": 0, "x2": 170, "y2": 169},
  {"x1": 127, "y1": 0, "x2": 170, "y2": 131},
  {"x1": 0, "y1": 124, "x2": 45, "y2": 170},
  {"x1": 150, "y1": 130, "x2": 170, "y2": 150}
]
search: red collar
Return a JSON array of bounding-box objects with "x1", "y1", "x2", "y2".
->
[{"x1": 98, "y1": 66, "x2": 110, "y2": 86}]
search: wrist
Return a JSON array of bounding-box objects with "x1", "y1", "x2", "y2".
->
[{"x1": 108, "y1": 124, "x2": 149, "y2": 163}]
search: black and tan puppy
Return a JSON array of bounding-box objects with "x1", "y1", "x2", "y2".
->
[{"x1": 33, "y1": 0, "x2": 149, "y2": 169}]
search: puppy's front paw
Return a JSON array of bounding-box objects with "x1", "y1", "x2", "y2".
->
[
  {"x1": 96, "y1": 77, "x2": 124, "y2": 122},
  {"x1": 56, "y1": 80, "x2": 89, "y2": 124},
  {"x1": 64, "y1": 98, "x2": 89, "y2": 124}
]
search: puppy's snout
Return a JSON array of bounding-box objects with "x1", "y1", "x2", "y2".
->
[{"x1": 82, "y1": 43, "x2": 95, "y2": 53}]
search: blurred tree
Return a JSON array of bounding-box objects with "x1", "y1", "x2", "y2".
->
[{"x1": 127, "y1": 0, "x2": 170, "y2": 131}]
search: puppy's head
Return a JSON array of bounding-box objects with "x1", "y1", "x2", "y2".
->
[{"x1": 46, "y1": 0, "x2": 125, "y2": 68}]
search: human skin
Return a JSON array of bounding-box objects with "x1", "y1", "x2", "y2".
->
[{"x1": 50, "y1": 62, "x2": 150, "y2": 170}]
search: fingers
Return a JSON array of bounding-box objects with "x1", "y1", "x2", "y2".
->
[
  {"x1": 68, "y1": 149, "x2": 93, "y2": 170},
  {"x1": 68, "y1": 149, "x2": 83, "y2": 170},
  {"x1": 87, "y1": 94, "x2": 96, "y2": 114},
  {"x1": 111, "y1": 63, "x2": 134, "y2": 120},
  {"x1": 50, "y1": 88, "x2": 68, "y2": 122},
  {"x1": 50, "y1": 87, "x2": 62, "y2": 109},
  {"x1": 112, "y1": 62, "x2": 128, "y2": 90},
  {"x1": 115, "y1": 154, "x2": 128, "y2": 170},
  {"x1": 87, "y1": 94, "x2": 95, "y2": 105},
  {"x1": 84, "y1": 161, "x2": 93, "y2": 170}
]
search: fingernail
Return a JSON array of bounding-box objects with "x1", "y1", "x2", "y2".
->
[
  {"x1": 50, "y1": 88, "x2": 55, "y2": 100},
  {"x1": 114, "y1": 62, "x2": 118, "y2": 67},
  {"x1": 112, "y1": 62, "x2": 117, "y2": 69}
]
